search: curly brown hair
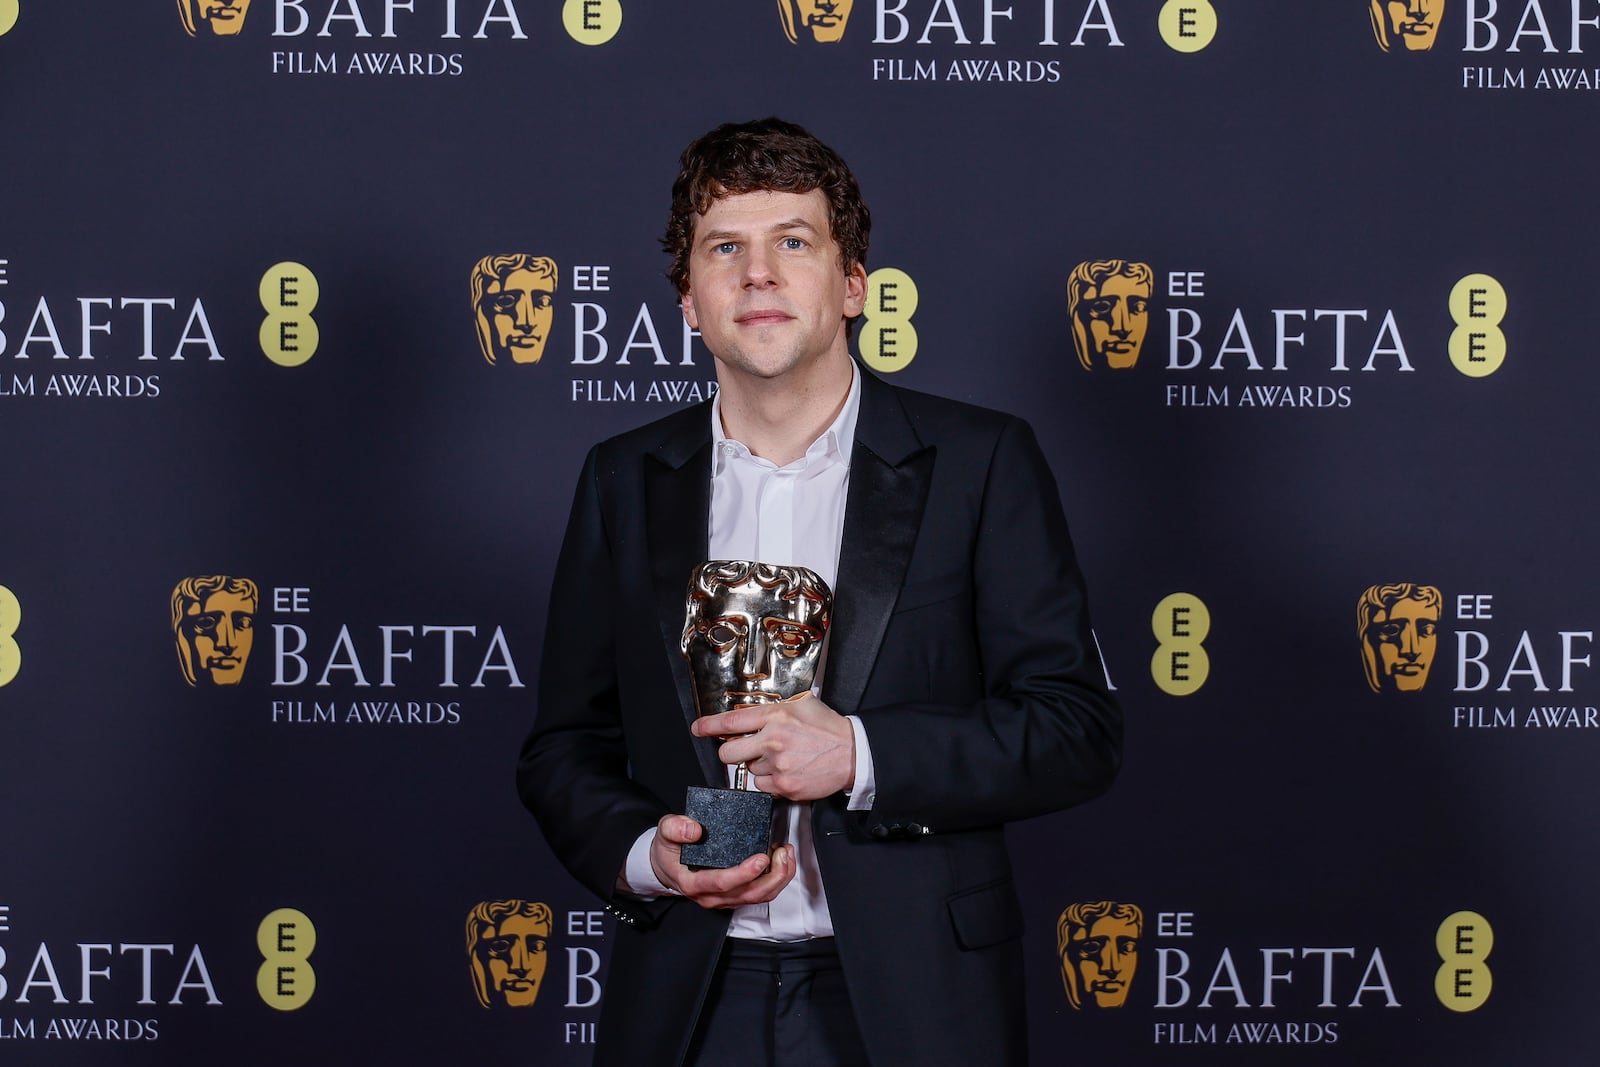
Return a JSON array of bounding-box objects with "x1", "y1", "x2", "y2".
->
[{"x1": 662, "y1": 118, "x2": 871, "y2": 299}]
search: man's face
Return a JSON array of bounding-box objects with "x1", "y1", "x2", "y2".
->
[
  {"x1": 1365, "y1": 597, "x2": 1439, "y2": 691},
  {"x1": 1373, "y1": 0, "x2": 1443, "y2": 51},
  {"x1": 680, "y1": 189, "x2": 866, "y2": 392},
  {"x1": 476, "y1": 914, "x2": 550, "y2": 1008},
  {"x1": 1077, "y1": 273, "x2": 1151, "y2": 369},
  {"x1": 685, "y1": 578, "x2": 828, "y2": 719},
  {"x1": 479, "y1": 268, "x2": 555, "y2": 364},
  {"x1": 796, "y1": 0, "x2": 854, "y2": 42},
  {"x1": 180, "y1": 590, "x2": 255, "y2": 686},
  {"x1": 197, "y1": 0, "x2": 252, "y2": 35},
  {"x1": 1064, "y1": 915, "x2": 1140, "y2": 1009}
]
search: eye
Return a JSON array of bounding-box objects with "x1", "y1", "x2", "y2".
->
[
  {"x1": 1117, "y1": 938, "x2": 1139, "y2": 954},
  {"x1": 489, "y1": 294, "x2": 518, "y2": 313},
  {"x1": 1417, "y1": 620, "x2": 1438, "y2": 637},
  {"x1": 1376, "y1": 622, "x2": 1404, "y2": 641},
  {"x1": 1088, "y1": 299, "x2": 1115, "y2": 318},
  {"x1": 715, "y1": 242, "x2": 738, "y2": 255},
  {"x1": 1127, "y1": 297, "x2": 1149, "y2": 315},
  {"x1": 1070, "y1": 937, "x2": 1107, "y2": 960},
  {"x1": 781, "y1": 237, "x2": 807, "y2": 250},
  {"x1": 533, "y1": 293, "x2": 553, "y2": 309},
  {"x1": 189, "y1": 612, "x2": 220, "y2": 635},
  {"x1": 233, "y1": 614, "x2": 254, "y2": 631},
  {"x1": 704, "y1": 621, "x2": 743, "y2": 650},
  {"x1": 485, "y1": 938, "x2": 513, "y2": 957}
]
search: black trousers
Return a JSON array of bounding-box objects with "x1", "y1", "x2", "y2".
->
[{"x1": 685, "y1": 937, "x2": 871, "y2": 1067}]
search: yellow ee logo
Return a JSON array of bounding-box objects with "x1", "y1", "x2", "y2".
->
[
  {"x1": 259, "y1": 262, "x2": 321, "y2": 368},
  {"x1": 563, "y1": 0, "x2": 621, "y2": 45},
  {"x1": 1435, "y1": 910, "x2": 1492, "y2": 1012},
  {"x1": 0, "y1": 585, "x2": 19, "y2": 687},
  {"x1": 1448, "y1": 274, "x2": 1507, "y2": 378},
  {"x1": 257, "y1": 908, "x2": 317, "y2": 1011},
  {"x1": 859, "y1": 267, "x2": 918, "y2": 373},
  {"x1": 0, "y1": 1, "x2": 19, "y2": 37},
  {"x1": 1159, "y1": 0, "x2": 1217, "y2": 53},
  {"x1": 1151, "y1": 592, "x2": 1209, "y2": 696}
]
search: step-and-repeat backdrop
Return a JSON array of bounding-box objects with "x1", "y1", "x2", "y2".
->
[{"x1": 2, "y1": 2, "x2": 1593, "y2": 1062}]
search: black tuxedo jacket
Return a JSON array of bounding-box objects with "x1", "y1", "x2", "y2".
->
[{"x1": 519, "y1": 368, "x2": 1121, "y2": 1066}]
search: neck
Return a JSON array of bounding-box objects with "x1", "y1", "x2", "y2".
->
[{"x1": 716, "y1": 349, "x2": 854, "y2": 466}]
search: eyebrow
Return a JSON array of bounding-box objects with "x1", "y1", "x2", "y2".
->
[{"x1": 699, "y1": 217, "x2": 822, "y2": 247}]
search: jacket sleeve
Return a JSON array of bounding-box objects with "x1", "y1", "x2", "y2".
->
[
  {"x1": 849, "y1": 416, "x2": 1122, "y2": 836},
  {"x1": 516, "y1": 445, "x2": 676, "y2": 927}
]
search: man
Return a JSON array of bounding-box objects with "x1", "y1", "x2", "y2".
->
[
  {"x1": 1369, "y1": 0, "x2": 1445, "y2": 52},
  {"x1": 177, "y1": 0, "x2": 252, "y2": 36},
  {"x1": 1057, "y1": 901, "x2": 1142, "y2": 1011},
  {"x1": 471, "y1": 254, "x2": 558, "y2": 365},
  {"x1": 519, "y1": 118, "x2": 1121, "y2": 1065},
  {"x1": 466, "y1": 899, "x2": 554, "y2": 1008},
  {"x1": 172, "y1": 574, "x2": 257, "y2": 686},
  {"x1": 1066, "y1": 259, "x2": 1153, "y2": 370},
  {"x1": 777, "y1": 0, "x2": 855, "y2": 44},
  {"x1": 1358, "y1": 583, "x2": 1442, "y2": 692}
]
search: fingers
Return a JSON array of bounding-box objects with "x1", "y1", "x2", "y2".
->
[
  {"x1": 649, "y1": 815, "x2": 797, "y2": 909},
  {"x1": 691, "y1": 706, "x2": 769, "y2": 738},
  {"x1": 678, "y1": 845, "x2": 796, "y2": 909}
]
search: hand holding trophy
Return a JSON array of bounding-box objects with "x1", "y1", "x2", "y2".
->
[{"x1": 678, "y1": 560, "x2": 833, "y2": 869}]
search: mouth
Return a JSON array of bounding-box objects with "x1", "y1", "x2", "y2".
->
[
  {"x1": 725, "y1": 691, "x2": 782, "y2": 704},
  {"x1": 205, "y1": 656, "x2": 240, "y2": 669},
  {"x1": 736, "y1": 310, "x2": 793, "y2": 327},
  {"x1": 1398, "y1": 21, "x2": 1432, "y2": 33},
  {"x1": 509, "y1": 335, "x2": 543, "y2": 346}
]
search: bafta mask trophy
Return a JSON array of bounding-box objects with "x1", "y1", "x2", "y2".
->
[{"x1": 679, "y1": 560, "x2": 834, "y2": 869}]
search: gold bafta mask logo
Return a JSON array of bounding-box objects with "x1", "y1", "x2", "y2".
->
[
  {"x1": 467, "y1": 900, "x2": 553, "y2": 1009},
  {"x1": 1058, "y1": 901, "x2": 1142, "y2": 1010},
  {"x1": 777, "y1": 0, "x2": 855, "y2": 43},
  {"x1": 471, "y1": 254, "x2": 558, "y2": 365},
  {"x1": 172, "y1": 575, "x2": 258, "y2": 687},
  {"x1": 1067, "y1": 260, "x2": 1153, "y2": 371},
  {"x1": 1370, "y1": 0, "x2": 1445, "y2": 52},
  {"x1": 681, "y1": 561, "x2": 833, "y2": 720},
  {"x1": 177, "y1": 0, "x2": 253, "y2": 36},
  {"x1": 1359, "y1": 583, "x2": 1442, "y2": 693}
]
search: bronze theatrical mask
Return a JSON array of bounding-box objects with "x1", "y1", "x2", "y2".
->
[{"x1": 678, "y1": 560, "x2": 833, "y2": 867}]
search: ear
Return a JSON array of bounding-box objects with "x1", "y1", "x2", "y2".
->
[
  {"x1": 843, "y1": 262, "x2": 867, "y2": 319},
  {"x1": 680, "y1": 287, "x2": 699, "y2": 331}
]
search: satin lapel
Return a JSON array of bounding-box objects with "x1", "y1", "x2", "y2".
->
[
  {"x1": 644, "y1": 418, "x2": 723, "y2": 788},
  {"x1": 823, "y1": 372, "x2": 933, "y2": 714}
]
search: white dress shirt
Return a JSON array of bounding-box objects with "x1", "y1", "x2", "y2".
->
[{"x1": 623, "y1": 364, "x2": 876, "y2": 940}]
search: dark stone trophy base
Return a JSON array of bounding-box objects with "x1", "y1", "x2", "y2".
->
[{"x1": 680, "y1": 786, "x2": 773, "y2": 870}]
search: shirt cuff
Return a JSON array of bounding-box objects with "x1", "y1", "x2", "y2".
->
[
  {"x1": 846, "y1": 714, "x2": 876, "y2": 810},
  {"x1": 619, "y1": 828, "x2": 678, "y2": 898}
]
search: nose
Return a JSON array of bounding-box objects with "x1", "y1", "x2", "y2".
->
[
  {"x1": 737, "y1": 630, "x2": 770, "y2": 680},
  {"x1": 513, "y1": 293, "x2": 535, "y2": 331},
  {"x1": 1110, "y1": 299, "x2": 1130, "y2": 337},
  {"x1": 215, "y1": 616, "x2": 236, "y2": 654},
  {"x1": 508, "y1": 940, "x2": 529, "y2": 975},
  {"x1": 1398, "y1": 623, "x2": 1419, "y2": 659},
  {"x1": 742, "y1": 245, "x2": 778, "y2": 289}
]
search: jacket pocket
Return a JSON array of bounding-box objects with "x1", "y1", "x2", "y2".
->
[
  {"x1": 893, "y1": 569, "x2": 970, "y2": 614},
  {"x1": 947, "y1": 878, "x2": 1024, "y2": 950}
]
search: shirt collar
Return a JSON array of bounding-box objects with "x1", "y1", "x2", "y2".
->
[{"x1": 710, "y1": 361, "x2": 861, "y2": 474}]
